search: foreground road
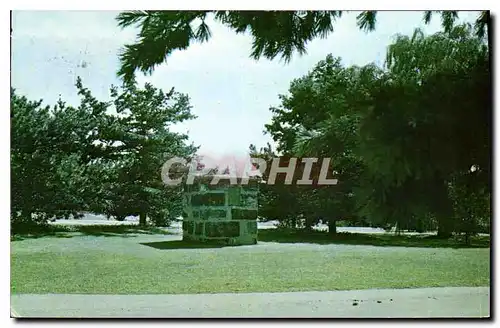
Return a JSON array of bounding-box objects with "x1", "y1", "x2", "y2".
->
[{"x1": 11, "y1": 287, "x2": 490, "y2": 318}]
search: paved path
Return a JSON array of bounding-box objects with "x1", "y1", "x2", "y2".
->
[{"x1": 11, "y1": 287, "x2": 490, "y2": 318}]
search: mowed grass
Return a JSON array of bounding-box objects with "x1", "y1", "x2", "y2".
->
[{"x1": 11, "y1": 231, "x2": 490, "y2": 295}]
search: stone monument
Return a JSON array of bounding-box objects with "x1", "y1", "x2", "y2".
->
[{"x1": 182, "y1": 174, "x2": 259, "y2": 245}]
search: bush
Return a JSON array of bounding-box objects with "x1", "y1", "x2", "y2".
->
[
  {"x1": 11, "y1": 213, "x2": 51, "y2": 235},
  {"x1": 149, "y1": 208, "x2": 172, "y2": 227}
]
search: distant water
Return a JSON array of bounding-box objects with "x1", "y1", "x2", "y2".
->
[
  {"x1": 256, "y1": 221, "x2": 387, "y2": 234},
  {"x1": 50, "y1": 215, "x2": 491, "y2": 237},
  {"x1": 51, "y1": 215, "x2": 386, "y2": 234}
]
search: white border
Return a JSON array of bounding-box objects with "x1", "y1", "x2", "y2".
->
[
  {"x1": 4, "y1": 1, "x2": 497, "y2": 328},
  {"x1": 7, "y1": 1, "x2": 495, "y2": 10}
]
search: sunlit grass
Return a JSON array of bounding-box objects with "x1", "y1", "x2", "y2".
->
[{"x1": 11, "y1": 232, "x2": 490, "y2": 295}]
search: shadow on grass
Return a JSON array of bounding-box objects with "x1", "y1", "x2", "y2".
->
[
  {"x1": 11, "y1": 224, "x2": 178, "y2": 241},
  {"x1": 141, "y1": 240, "x2": 228, "y2": 250},
  {"x1": 10, "y1": 232, "x2": 74, "y2": 241},
  {"x1": 73, "y1": 225, "x2": 176, "y2": 237},
  {"x1": 257, "y1": 229, "x2": 490, "y2": 249}
]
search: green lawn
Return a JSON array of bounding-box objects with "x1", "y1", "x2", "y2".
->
[{"x1": 11, "y1": 230, "x2": 490, "y2": 295}]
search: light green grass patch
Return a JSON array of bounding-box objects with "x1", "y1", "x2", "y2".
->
[{"x1": 11, "y1": 234, "x2": 490, "y2": 295}]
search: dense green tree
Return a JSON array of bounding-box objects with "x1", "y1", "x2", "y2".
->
[
  {"x1": 263, "y1": 55, "x2": 374, "y2": 234},
  {"x1": 79, "y1": 79, "x2": 198, "y2": 226},
  {"x1": 11, "y1": 77, "x2": 198, "y2": 232},
  {"x1": 266, "y1": 24, "x2": 490, "y2": 238},
  {"x1": 248, "y1": 143, "x2": 311, "y2": 229},
  {"x1": 449, "y1": 170, "x2": 490, "y2": 244},
  {"x1": 248, "y1": 143, "x2": 287, "y2": 222},
  {"x1": 115, "y1": 10, "x2": 488, "y2": 82},
  {"x1": 11, "y1": 89, "x2": 56, "y2": 228},
  {"x1": 11, "y1": 86, "x2": 108, "y2": 231},
  {"x1": 357, "y1": 24, "x2": 490, "y2": 237}
]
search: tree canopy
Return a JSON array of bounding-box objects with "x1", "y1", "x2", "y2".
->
[
  {"x1": 115, "y1": 10, "x2": 489, "y2": 82},
  {"x1": 257, "y1": 23, "x2": 490, "y2": 238},
  {"x1": 11, "y1": 77, "x2": 197, "y2": 232}
]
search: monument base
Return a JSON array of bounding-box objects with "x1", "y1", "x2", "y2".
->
[{"x1": 182, "y1": 219, "x2": 257, "y2": 246}]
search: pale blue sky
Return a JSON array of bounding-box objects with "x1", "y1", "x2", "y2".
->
[{"x1": 11, "y1": 10, "x2": 480, "y2": 158}]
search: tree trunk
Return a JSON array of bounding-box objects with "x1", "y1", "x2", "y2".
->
[
  {"x1": 394, "y1": 223, "x2": 401, "y2": 236},
  {"x1": 304, "y1": 215, "x2": 313, "y2": 231},
  {"x1": 464, "y1": 232, "x2": 471, "y2": 246},
  {"x1": 21, "y1": 209, "x2": 31, "y2": 221},
  {"x1": 437, "y1": 217, "x2": 452, "y2": 239},
  {"x1": 328, "y1": 219, "x2": 337, "y2": 236},
  {"x1": 139, "y1": 212, "x2": 147, "y2": 226}
]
